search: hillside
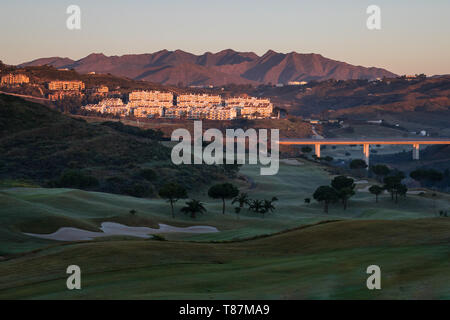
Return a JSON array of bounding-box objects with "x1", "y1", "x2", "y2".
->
[
  {"x1": 8, "y1": 65, "x2": 185, "y2": 94},
  {"x1": 21, "y1": 57, "x2": 75, "y2": 68},
  {"x1": 0, "y1": 153, "x2": 449, "y2": 299},
  {"x1": 0, "y1": 217, "x2": 448, "y2": 299},
  {"x1": 0, "y1": 94, "x2": 228, "y2": 195},
  {"x1": 19, "y1": 49, "x2": 396, "y2": 86},
  {"x1": 372, "y1": 144, "x2": 450, "y2": 178},
  {"x1": 214, "y1": 76, "x2": 450, "y2": 131},
  {"x1": 8, "y1": 61, "x2": 447, "y2": 130}
]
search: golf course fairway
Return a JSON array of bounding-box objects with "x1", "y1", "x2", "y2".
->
[{"x1": 0, "y1": 161, "x2": 449, "y2": 299}]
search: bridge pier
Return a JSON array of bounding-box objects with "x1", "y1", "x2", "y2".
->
[
  {"x1": 278, "y1": 139, "x2": 450, "y2": 163},
  {"x1": 315, "y1": 144, "x2": 321, "y2": 158},
  {"x1": 413, "y1": 144, "x2": 420, "y2": 160},
  {"x1": 363, "y1": 144, "x2": 370, "y2": 166}
]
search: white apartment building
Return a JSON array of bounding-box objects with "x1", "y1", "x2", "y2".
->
[
  {"x1": 1, "y1": 73, "x2": 29, "y2": 85},
  {"x1": 207, "y1": 107, "x2": 239, "y2": 120},
  {"x1": 83, "y1": 93, "x2": 273, "y2": 120},
  {"x1": 287, "y1": 81, "x2": 308, "y2": 86},
  {"x1": 82, "y1": 98, "x2": 131, "y2": 116},
  {"x1": 48, "y1": 80, "x2": 85, "y2": 91},
  {"x1": 98, "y1": 98, "x2": 125, "y2": 108},
  {"x1": 163, "y1": 107, "x2": 189, "y2": 119},
  {"x1": 128, "y1": 90, "x2": 173, "y2": 107},
  {"x1": 225, "y1": 97, "x2": 273, "y2": 118},
  {"x1": 177, "y1": 94, "x2": 222, "y2": 108},
  {"x1": 133, "y1": 106, "x2": 165, "y2": 118}
]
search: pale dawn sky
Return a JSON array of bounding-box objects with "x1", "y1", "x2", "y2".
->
[{"x1": 1, "y1": 0, "x2": 449, "y2": 75}]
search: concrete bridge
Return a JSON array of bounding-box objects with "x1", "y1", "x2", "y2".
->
[{"x1": 279, "y1": 138, "x2": 450, "y2": 165}]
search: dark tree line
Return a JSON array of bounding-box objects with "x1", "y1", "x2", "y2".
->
[
  {"x1": 313, "y1": 175, "x2": 355, "y2": 213},
  {"x1": 158, "y1": 182, "x2": 277, "y2": 219}
]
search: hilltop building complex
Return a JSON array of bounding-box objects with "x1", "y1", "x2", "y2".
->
[
  {"x1": 177, "y1": 94, "x2": 221, "y2": 108},
  {"x1": 1, "y1": 73, "x2": 30, "y2": 86},
  {"x1": 48, "y1": 80, "x2": 85, "y2": 91},
  {"x1": 0, "y1": 73, "x2": 274, "y2": 120},
  {"x1": 82, "y1": 91, "x2": 274, "y2": 120},
  {"x1": 128, "y1": 90, "x2": 173, "y2": 108},
  {"x1": 83, "y1": 98, "x2": 130, "y2": 116},
  {"x1": 46, "y1": 80, "x2": 86, "y2": 101}
]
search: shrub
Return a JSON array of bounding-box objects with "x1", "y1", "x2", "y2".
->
[
  {"x1": 125, "y1": 183, "x2": 153, "y2": 198},
  {"x1": 350, "y1": 159, "x2": 368, "y2": 170},
  {"x1": 301, "y1": 146, "x2": 312, "y2": 154},
  {"x1": 53, "y1": 170, "x2": 99, "y2": 188},
  {"x1": 140, "y1": 168, "x2": 157, "y2": 181},
  {"x1": 439, "y1": 210, "x2": 448, "y2": 217}
]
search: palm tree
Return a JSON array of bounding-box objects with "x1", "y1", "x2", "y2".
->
[
  {"x1": 180, "y1": 199, "x2": 207, "y2": 219},
  {"x1": 262, "y1": 199, "x2": 275, "y2": 215},
  {"x1": 248, "y1": 197, "x2": 278, "y2": 218},
  {"x1": 249, "y1": 199, "x2": 265, "y2": 214},
  {"x1": 232, "y1": 192, "x2": 250, "y2": 219},
  {"x1": 232, "y1": 192, "x2": 250, "y2": 208}
]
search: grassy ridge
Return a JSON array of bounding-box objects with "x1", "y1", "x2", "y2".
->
[
  {"x1": 0, "y1": 218, "x2": 448, "y2": 299},
  {"x1": 0, "y1": 157, "x2": 448, "y2": 299}
]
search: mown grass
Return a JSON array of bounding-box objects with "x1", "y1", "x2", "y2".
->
[
  {"x1": 0, "y1": 160, "x2": 449, "y2": 299},
  {"x1": 1, "y1": 161, "x2": 448, "y2": 254},
  {"x1": 0, "y1": 219, "x2": 448, "y2": 299}
]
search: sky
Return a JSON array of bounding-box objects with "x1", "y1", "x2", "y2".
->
[{"x1": 1, "y1": 0, "x2": 449, "y2": 76}]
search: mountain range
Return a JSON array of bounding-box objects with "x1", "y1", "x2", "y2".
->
[{"x1": 20, "y1": 49, "x2": 397, "y2": 86}]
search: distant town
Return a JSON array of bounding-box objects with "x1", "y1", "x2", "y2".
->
[
  {"x1": 1, "y1": 73, "x2": 275, "y2": 120},
  {"x1": 0, "y1": 70, "x2": 442, "y2": 136},
  {"x1": 83, "y1": 91, "x2": 274, "y2": 120}
]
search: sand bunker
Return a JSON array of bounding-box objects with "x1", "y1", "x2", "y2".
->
[
  {"x1": 24, "y1": 222, "x2": 219, "y2": 241},
  {"x1": 406, "y1": 190, "x2": 425, "y2": 195},
  {"x1": 358, "y1": 186, "x2": 424, "y2": 195}
]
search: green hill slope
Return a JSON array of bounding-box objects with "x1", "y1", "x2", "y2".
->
[
  {"x1": 1, "y1": 161, "x2": 447, "y2": 255},
  {"x1": 0, "y1": 158, "x2": 449, "y2": 299},
  {"x1": 0, "y1": 94, "x2": 226, "y2": 196},
  {"x1": 0, "y1": 218, "x2": 448, "y2": 299}
]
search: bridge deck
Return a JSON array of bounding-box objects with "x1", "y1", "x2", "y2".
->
[{"x1": 279, "y1": 138, "x2": 450, "y2": 145}]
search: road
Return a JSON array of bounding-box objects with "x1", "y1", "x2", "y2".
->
[
  {"x1": 311, "y1": 126, "x2": 324, "y2": 139},
  {"x1": 0, "y1": 91, "x2": 49, "y2": 101}
]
